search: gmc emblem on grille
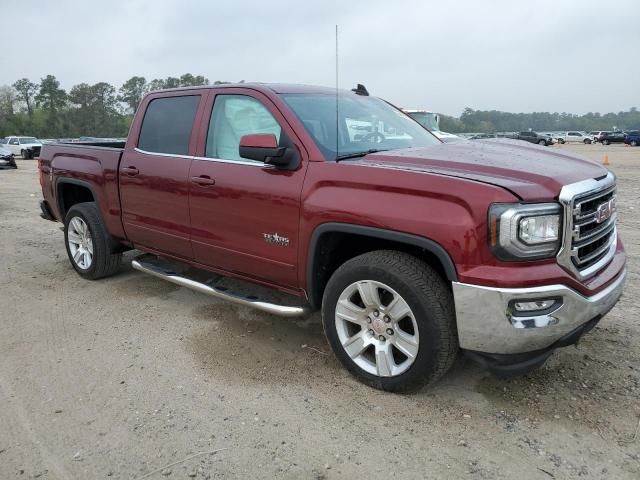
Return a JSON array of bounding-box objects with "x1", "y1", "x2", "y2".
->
[{"x1": 595, "y1": 198, "x2": 616, "y2": 224}]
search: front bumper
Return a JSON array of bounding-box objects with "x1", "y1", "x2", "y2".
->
[{"x1": 452, "y1": 268, "x2": 626, "y2": 355}]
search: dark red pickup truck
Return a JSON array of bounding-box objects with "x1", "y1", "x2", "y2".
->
[{"x1": 38, "y1": 83, "x2": 626, "y2": 391}]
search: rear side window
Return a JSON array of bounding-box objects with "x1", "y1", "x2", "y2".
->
[{"x1": 138, "y1": 95, "x2": 200, "y2": 155}]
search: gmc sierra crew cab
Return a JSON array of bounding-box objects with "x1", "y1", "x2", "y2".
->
[{"x1": 38, "y1": 83, "x2": 626, "y2": 392}]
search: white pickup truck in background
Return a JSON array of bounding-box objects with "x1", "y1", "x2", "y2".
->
[
  {"x1": 555, "y1": 131, "x2": 593, "y2": 144},
  {"x1": 1, "y1": 136, "x2": 43, "y2": 159}
]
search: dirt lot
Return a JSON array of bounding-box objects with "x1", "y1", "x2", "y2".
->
[{"x1": 0, "y1": 143, "x2": 638, "y2": 479}]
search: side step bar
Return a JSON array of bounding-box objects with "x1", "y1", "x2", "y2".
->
[{"x1": 131, "y1": 255, "x2": 309, "y2": 318}]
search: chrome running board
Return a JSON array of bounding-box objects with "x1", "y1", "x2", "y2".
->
[{"x1": 131, "y1": 255, "x2": 309, "y2": 317}]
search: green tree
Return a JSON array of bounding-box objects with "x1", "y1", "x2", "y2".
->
[
  {"x1": 68, "y1": 82, "x2": 121, "y2": 137},
  {"x1": 13, "y1": 78, "x2": 38, "y2": 116},
  {"x1": 36, "y1": 75, "x2": 67, "y2": 136},
  {"x1": 179, "y1": 73, "x2": 209, "y2": 87},
  {"x1": 118, "y1": 76, "x2": 147, "y2": 112},
  {"x1": 164, "y1": 77, "x2": 180, "y2": 89},
  {"x1": 147, "y1": 78, "x2": 168, "y2": 92},
  {"x1": 36, "y1": 75, "x2": 67, "y2": 113}
]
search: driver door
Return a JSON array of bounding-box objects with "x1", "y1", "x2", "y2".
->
[{"x1": 188, "y1": 89, "x2": 308, "y2": 289}]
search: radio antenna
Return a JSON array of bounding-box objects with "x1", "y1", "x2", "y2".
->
[{"x1": 335, "y1": 24, "x2": 339, "y2": 160}]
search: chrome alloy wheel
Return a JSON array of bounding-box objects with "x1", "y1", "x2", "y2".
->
[
  {"x1": 67, "y1": 217, "x2": 94, "y2": 269},
  {"x1": 335, "y1": 280, "x2": 419, "y2": 377}
]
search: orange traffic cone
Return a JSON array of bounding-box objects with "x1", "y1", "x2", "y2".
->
[{"x1": 603, "y1": 154, "x2": 610, "y2": 166}]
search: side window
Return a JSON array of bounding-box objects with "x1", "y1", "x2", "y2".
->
[
  {"x1": 206, "y1": 95, "x2": 282, "y2": 162},
  {"x1": 138, "y1": 95, "x2": 200, "y2": 155},
  {"x1": 9, "y1": 138, "x2": 19, "y2": 145}
]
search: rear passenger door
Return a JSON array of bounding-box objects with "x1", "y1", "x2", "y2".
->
[{"x1": 119, "y1": 91, "x2": 207, "y2": 259}]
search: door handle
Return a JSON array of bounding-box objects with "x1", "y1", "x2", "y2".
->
[
  {"x1": 191, "y1": 175, "x2": 215, "y2": 186},
  {"x1": 122, "y1": 166, "x2": 139, "y2": 176}
]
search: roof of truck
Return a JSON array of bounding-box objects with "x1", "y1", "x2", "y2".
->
[{"x1": 149, "y1": 82, "x2": 356, "y2": 96}]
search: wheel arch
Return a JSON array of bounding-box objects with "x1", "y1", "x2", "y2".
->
[
  {"x1": 56, "y1": 178, "x2": 98, "y2": 218},
  {"x1": 306, "y1": 223, "x2": 458, "y2": 310},
  {"x1": 57, "y1": 178, "x2": 128, "y2": 253}
]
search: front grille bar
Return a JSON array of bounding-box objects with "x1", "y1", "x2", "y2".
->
[{"x1": 557, "y1": 172, "x2": 617, "y2": 280}]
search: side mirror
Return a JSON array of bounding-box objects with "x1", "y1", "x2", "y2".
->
[{"x1": 239, "y1": 134, "x2": 299, "y2": 169}]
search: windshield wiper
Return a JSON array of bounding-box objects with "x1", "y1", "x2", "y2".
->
[{"x1": 335, "y1": 149, "x2": 387, "y2": 161}]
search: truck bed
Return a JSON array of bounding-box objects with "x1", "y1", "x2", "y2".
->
[
  {"x1": 39, "y1": 142, "x2": 126, "y2": 240},
  {"x1": 57, "y1": 140, "x2": 127, "y2": 149}
]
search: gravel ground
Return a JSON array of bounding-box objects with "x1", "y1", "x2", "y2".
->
[{"x1": 0, "y1": 143, "x2": 638, "y2": 479}]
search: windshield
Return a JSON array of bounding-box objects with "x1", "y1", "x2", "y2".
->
[
  {"x1": 281, "y1": 94, "x2": 440, "y2": 160},
  {"x1": 406, "y1": 111, "x2": 440, "y2": 131},
  {"x1": 20, "y1": 137, "x2": 38, "y2": 143}
]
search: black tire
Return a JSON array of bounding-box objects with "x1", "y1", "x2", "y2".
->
[
  {"x1": 322, "y1": 250, "x2": 458, "y2": 392},
  {"x1": 584, "y1": 139, "x2": 591, "y2": 144},
  {"x1": 538, "y1": 140, "x2": 546, "y2": 145},
  {"x1": 64, "y1": 202, "x2": 122, "y2": 280},
  {"x1": 20, "y1": 150, "x2": 26, "y2": 159},
  {"x1": 603, "y1": 139, "x2": 610, "y2": 145},
  {"x1": 631, "y1": 141, "x2": 638, "y2": 147}
]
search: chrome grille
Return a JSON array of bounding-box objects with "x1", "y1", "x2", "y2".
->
[{"x1": 557, "y1": 173, "x2": 617, "y2": 280}]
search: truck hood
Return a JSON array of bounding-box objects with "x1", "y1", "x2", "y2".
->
[{"x1": 356, "y1": 139, "x2": 607, "y2": 200}]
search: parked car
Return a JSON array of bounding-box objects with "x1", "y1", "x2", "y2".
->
[
  {"x1": 507, "y1": 131, "x2": 554, "y2": 145},
  {"x1": 0, "y1": 144, "x2": 17, "y2": 169},
  {"x1": 555, "y1": 131, "x2": 592, "y2": 144},
  {"x1": 599, "y1": 132, "x2": 626, "y2": 145},
  {"x1": 590, "y1": 131, "x2": 610, "y2": 143},
  {"x1": 431, "y1": 130, "x2": 464, "y2": 143},
  {"x1": 402, "y1": 109, "x2": 463, "y2": 143},
  {"x1": 469, "y1": 133, "x2": 497, "y2": 139},
  {"x1": 623, "y1": 131, "x2": 640, "y2": 146},
  {"x1": 2, "y1": 136, "x2": 42, "y2": 159},
  {"x1": 38, "y1": 83, "x2": 626, "y2": 392}
]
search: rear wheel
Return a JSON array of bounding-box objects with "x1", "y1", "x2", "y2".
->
[
  {"x1": 322, "y1": 250, "x2": 458, "y2": 392},
  {"x1": 64, "y1": 202, "x2": 122, "y2": 280},
  {"x1": 603, "y1": 139, "x2": 610, "y2": 145},
  {"x1": 538, "y1": 139, "x2": 546, "y2": 145}
]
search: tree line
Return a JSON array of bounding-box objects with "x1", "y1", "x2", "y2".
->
[
  {"x1": 1, "y1": 74, "x2": 638, "y2": 138},
  {"x1": 0, "y1": 74, "x2": 221, "y2": 139},
  {"x1": 440, "y1": 107, "x2": 640, "y2": 134}
]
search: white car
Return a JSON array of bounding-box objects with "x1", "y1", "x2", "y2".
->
[
  {"x1": 1, "y1": 136, "x2": 43, "y2": 159},
  {"x1": 431, "y1": 130, "x2": 464, "y2": 143},
  {"x1": 555, "y1": 131, "x2": 592, "y2": 144}
]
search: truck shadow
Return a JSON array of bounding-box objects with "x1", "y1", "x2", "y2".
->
[{"x1": 114, "y1": 252, "x2": 637, "y2": 447}]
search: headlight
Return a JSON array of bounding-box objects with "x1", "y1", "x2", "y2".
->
[{"x1": 488, "y1": 203, "x2": 562, "y2": 260}]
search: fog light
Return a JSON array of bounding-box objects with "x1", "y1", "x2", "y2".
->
[{"x1": 513, "y1": 299, "x2": 556, "y2": 312}]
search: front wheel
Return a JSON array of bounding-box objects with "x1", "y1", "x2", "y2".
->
[
  {"x1": 538, "y1": 140, "x2": 546, "y2": 145},
  {"x1": 322, "y1": 250, "x2": 458, "y2": 392},
  {"x1": 603, "y1": 139, "x2": 610, "y2": 145},
  {"x1": 631, "y1": 141, "x2": 638, "y2": 147},
  {"x1": 64, "y1": 202, "x2": 122, "y2": 280}
]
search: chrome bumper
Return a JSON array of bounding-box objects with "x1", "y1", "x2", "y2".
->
[{"x1": 452, "y1": 269, "x2": 626, "y2": 354}]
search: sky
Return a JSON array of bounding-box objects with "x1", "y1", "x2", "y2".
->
[{"x1": 1, "y1": 0, "x2": 637, "y2": 116}]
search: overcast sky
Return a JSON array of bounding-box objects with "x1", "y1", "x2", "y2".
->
[{"x1": 1, "y1": 0, "x2": 637, "y2": 116}]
